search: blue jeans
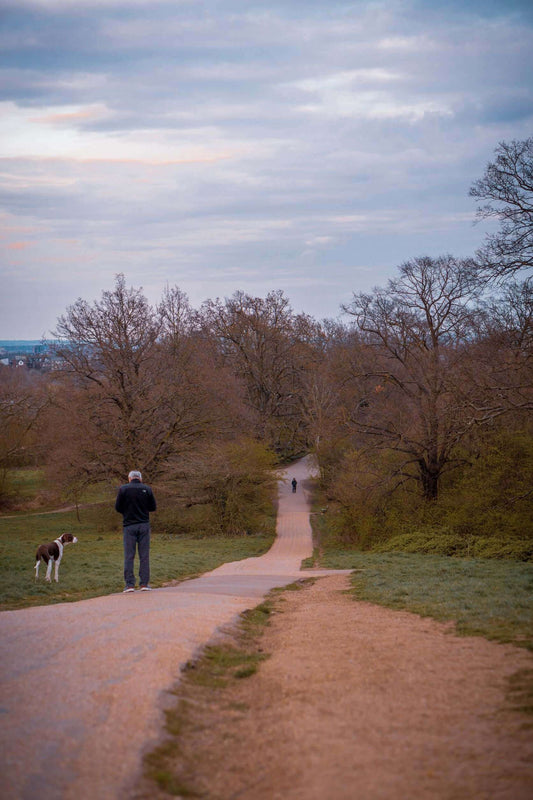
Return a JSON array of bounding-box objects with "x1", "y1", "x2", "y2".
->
[{"x1": 123, "y1": 523, "x2": 150, "y2": 587}]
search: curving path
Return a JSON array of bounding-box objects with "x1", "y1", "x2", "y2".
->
[{"x1": 0, "y1": 456, "x2": 347, "y2": 800}]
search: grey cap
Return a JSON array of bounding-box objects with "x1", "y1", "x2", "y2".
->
[{"x1": 128, "y1": 470, "x2": 142, "y2": 481}]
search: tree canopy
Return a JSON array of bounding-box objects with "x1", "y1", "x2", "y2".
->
[{"x1": 470, "y1": 137, "x2": 533, "y2": 280}]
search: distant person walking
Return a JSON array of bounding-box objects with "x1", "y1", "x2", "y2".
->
[
  {"x1": 115, "y1": 470, "x2": 157, "y2": 593},
  {"x1": 291, "y1": 478, "x2": 298, "y2": 493}
]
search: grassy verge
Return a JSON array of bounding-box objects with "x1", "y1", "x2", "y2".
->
[
  {"x1": 345, "y1": 553, "x2": 533, "y2": 650},
  {"x1": 308, "y1": 508, "x2": 533, "y2": 719},
  {"x1": 306, "y1": 512, "x2": 533, "y2": 652},
  {"x1": 142, "y1": 581, "x2": 308, "y2": 798},
  {"x1": 0, "y1": 505, "x2": 276, "y2": 611}
]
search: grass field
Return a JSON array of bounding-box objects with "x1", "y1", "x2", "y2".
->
[
  {"x1": 303, "y1": 545, "x2": 533, "y2": 651},
  {"x1": 0, "y1": 504, "x2": 276, "y2": 611}
]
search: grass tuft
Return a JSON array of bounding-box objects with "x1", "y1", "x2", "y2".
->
[{"x1": 141, "y1": 591, "x2": 278, "y2": 796}]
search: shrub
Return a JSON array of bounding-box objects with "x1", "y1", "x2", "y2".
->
[{"x1": 315, "y1": 423, "x2": 533, "y2": 559}]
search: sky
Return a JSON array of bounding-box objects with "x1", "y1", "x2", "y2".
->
[{"x1": 1, "y1": 0, "x2": 532, "y2": 338}]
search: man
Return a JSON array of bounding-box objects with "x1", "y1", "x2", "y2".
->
[{"x1": 115, "y1": 470, "x2": 157, "y2": 593}]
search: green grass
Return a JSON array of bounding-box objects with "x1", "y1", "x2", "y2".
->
[
  {"x1": 1, "y1": 468, "x2": 114, "y2": 515},
  {"x1": 0, "y1": 505, "x2": 275, "y2": 611},
  {"x1": 309, "y1": 549, "x2": 533, "y2": 651},
  {"x1": 4, "y1": 468, "x2": 45, "y2": 498}
]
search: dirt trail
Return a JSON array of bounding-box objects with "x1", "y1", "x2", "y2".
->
[{"x1": 163, "y1": 574, "x2": 532, "y2": 800}]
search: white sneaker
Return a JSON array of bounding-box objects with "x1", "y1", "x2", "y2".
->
[
  {"x1": 140, "y1": 585, "x2": 152, "y2": 591},
  {"x1": 123, "y1": 587, "x2": 135, "y2": 593}
]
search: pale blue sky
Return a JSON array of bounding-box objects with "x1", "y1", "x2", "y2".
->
[{"x1": 1, "y1": 0, "x2": 532, "y2": 337}]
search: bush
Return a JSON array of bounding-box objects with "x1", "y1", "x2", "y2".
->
[
  {"x1": 374, "y1": 527, "x2": 533, "y2": 561},
  {"x1": 154, "y1": 439, "x2": 278, "y2": 538},
  {"x1": 196, "y1": 439, "x2": 278, "y2": 536},
  {"x1": 439, "y1": 427, "x2": 533, "y2": 540},
  {"x1": 315, "y1": 423, "x2": 533, "y2": 559}
]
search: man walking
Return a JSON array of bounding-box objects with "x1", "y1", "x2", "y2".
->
[{"x1": 115, "y1": 470, "x2": 157, "y2": 593}]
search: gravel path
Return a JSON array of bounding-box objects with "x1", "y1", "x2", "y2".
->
[{"x1": 0, "y1": 456, "x2": 344, "y2": 800}]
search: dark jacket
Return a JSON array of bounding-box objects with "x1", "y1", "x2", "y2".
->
[{"x1": 115, "y1": 479, "x2": 157, "y2": 527}]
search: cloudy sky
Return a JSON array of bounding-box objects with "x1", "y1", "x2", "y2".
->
[{"x1": 1, "y1": 0, "x2": 532, "y2": 338}]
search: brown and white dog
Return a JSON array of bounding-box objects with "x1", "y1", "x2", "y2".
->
[{"x1": 34, "y1": 533, "x2": 78, "y2": 582}]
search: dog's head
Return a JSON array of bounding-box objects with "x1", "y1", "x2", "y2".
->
[{"x1": 60, "y1": 533, "x2": 78, "y2": 545}]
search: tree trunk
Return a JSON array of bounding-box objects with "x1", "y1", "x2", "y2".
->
[{"x1": 418, "y1": 458, "x2": 440, "y2": 500}]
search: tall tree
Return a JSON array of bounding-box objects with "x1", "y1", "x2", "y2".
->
[
  {"x1": 52, "y1": 275, "x2": 215, "y2": 481},
  {"x1": 0, "y1": 367, "x2": 49, "y2": 502},
  {"x1": 199, "y1": 290, "x2": 320, "y2": 455},
  {"x1": 342, "y1": 255, "x2": 482, "y2": 500},
  {"x1": 463, "y1": 279, "x2": 533, "y2": 421},
  {"x1": 470, "y1": 137, "x2": 533, "y2": 280}
]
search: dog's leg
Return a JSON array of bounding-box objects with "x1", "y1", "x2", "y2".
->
[
  {"x1": 54, "y1": 556, "x2": 61, "y2": 582},
  {"x1": 35, "y1": 560, "x2": 40, "y2": 579},
  {"x1": 45, "y1": 557, "x2": 53, "y2": 582}
]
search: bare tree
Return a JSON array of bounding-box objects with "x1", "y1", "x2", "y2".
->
[
  {"x1": 463, "y1": 279, "x2": 533, "y2": 421},
  {"x1": 52, "y1": 275, "x2": 217, "y2": 482},
  {"x1": 0, "y1": 367, "x2": 49, "y2": 502},
  {"x1": 470, "y1": 137, "x2": 533, "y2": 280},
  {"x1": 199, "y1": 290, "x2": 320, "y2": 455},
  {"x1": 158, "y1": 284, "x2": 194, "y2": 355},
  {"x1": 342, "y1": 255, "x2": 482, "y2": 500}
]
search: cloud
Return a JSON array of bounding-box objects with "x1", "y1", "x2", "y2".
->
[
  {"x1": 288, "y1": 68, "x2": 452, "y2": 122},
  {"x1": 5, "y1": 240, "x2": 32, "y2": 250},
  {"x1": 1, "y1": 0, "x2": 187, "y2": 8},
  {"x1": 0, "y1": 100, "x2": 243, "y2": 164},
  {"x1": 0, "y1": 0, "x2": 532, "y2": 337},
  {"x1": 377, "y1": 34, "x2": 435, "y2": 51},
  {"x1": 30, "y1": 104, "x2": 108, "y2": 125}
]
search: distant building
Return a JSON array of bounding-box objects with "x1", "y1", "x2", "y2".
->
[{"x1": 0, "y1": 341, "x2": 65, "y2": 371}]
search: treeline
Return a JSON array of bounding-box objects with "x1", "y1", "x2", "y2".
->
[{"x1": 1, "y1": 138, "x2": 531, "y2": 554}]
